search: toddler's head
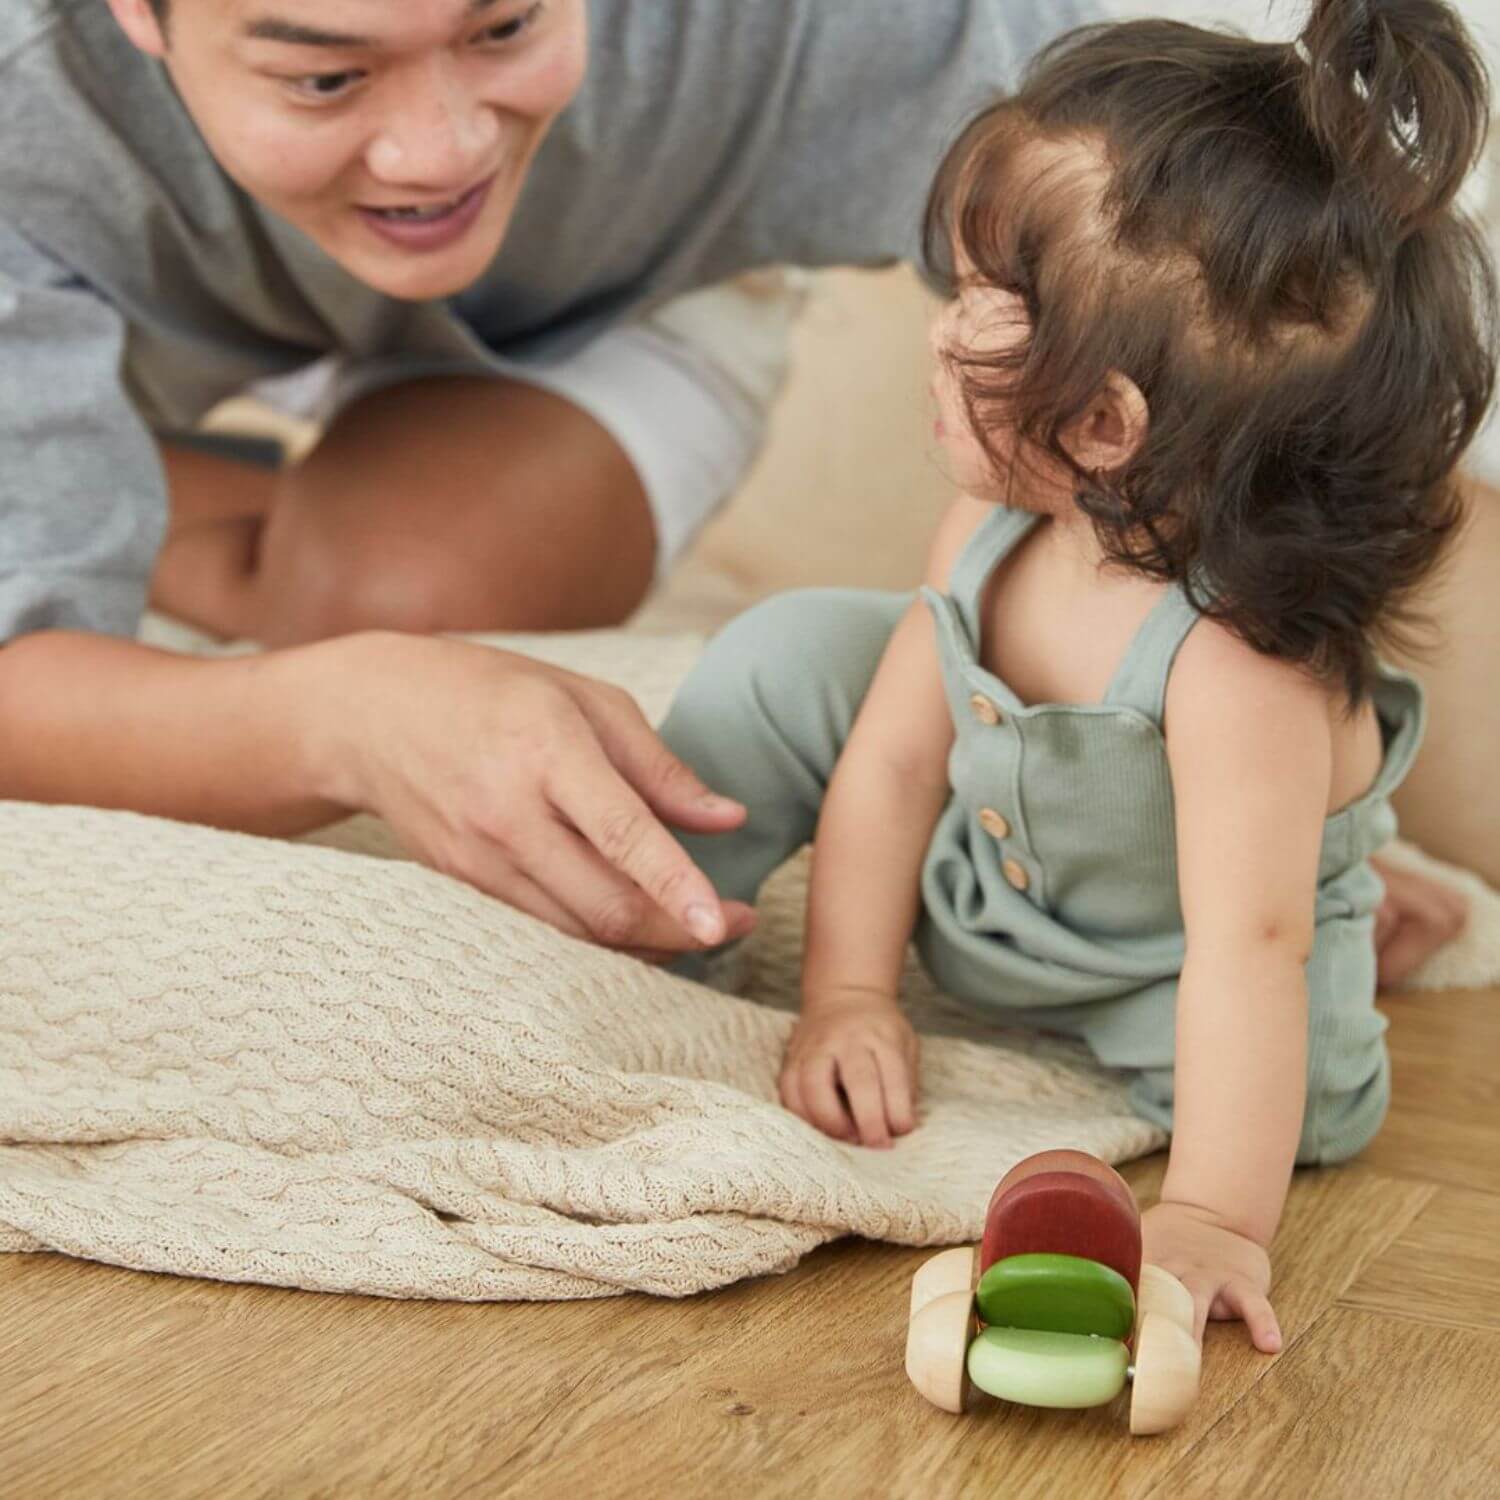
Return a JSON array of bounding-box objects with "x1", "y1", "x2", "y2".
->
[{"x1": 926, "y1": 0, "x2": 1496, "y2": 701}]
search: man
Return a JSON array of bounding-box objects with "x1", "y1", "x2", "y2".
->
[{"x1": 0, "y1": 0, "x2": 1468, "y2": 971}]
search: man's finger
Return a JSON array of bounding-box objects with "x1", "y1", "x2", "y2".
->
[
  {"x1": 451, "y1": 856, "x2": 596, "y2": 943},
  {"x1": 577, "y1": 685, "x2": 748, "y2": 831},
  {"x1": 721, "y1": 902, "x2": 760, "y2": 944},
  {"x1": 510, "y1": 813, "x2": 707, "y2": 951},
  {"x1": 545, "y1": 739, "x2": 731, "y2": 946},
  {"x1": 624, "y1": 948, "x2": 680, "y2": 967}
]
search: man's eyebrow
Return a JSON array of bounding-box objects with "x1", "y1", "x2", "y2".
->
[{"x1": 244, "y1": 0, "x2": 502, "y2": 49}]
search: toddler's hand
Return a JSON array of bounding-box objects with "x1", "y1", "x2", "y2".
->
[
  {"x1": 1142, "y1": 1201, "x2": 1281, "y2": 1353},
  {"x1": 780, "y1": 989, "x2": 920, "y2": 1148}
]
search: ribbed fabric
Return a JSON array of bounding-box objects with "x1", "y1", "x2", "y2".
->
[{"x1": 663, "y1": 506, "x2": 1428, "y2": 1164}]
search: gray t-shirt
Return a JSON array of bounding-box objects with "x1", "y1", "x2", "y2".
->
[{"x1": 0, "y1": 0, "x2": 1095, "y2": 641}]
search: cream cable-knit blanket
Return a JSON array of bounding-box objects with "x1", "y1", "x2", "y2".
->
[{"x1": 2, "y1": 627, "x2": 1495, "y2": 1300}]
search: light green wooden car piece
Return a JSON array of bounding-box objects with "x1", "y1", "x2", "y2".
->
[{"x1": 966, "y1": 1326, "x2": 1130, "y2": 1409}]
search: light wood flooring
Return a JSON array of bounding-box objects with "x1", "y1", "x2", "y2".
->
[{"x1": 3, "y1": 985, "x2": 1497, "y2": 1499}]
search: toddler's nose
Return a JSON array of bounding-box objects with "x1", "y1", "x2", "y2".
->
[{"x1": 929, "y1": 305, "x2": 956, "y2": 362}]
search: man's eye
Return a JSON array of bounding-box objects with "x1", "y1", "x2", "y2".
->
[
  {"x1": 289, "y1": 71, "x2": 364, "y2": 101},
  {"x1": 477, "y1": 3, "x2": 544, "y2": 46}
]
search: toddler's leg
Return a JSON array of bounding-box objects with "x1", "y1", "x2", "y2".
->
[
  {"x1": 660, "y1": 587, "x2": 909, "y2": 967},
  {"x1": 1293, "y1": 912, "x2": 1390, "y2": 1165}
]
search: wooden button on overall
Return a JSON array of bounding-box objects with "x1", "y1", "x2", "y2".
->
[
  {"x1": 978, "y1": 808, "x2": 1011, "y2": 840},
  {"x1": 968, "y1": 692, "x2": 1002, "y2": 726},
  {"x1": 1003, "y1": 859, "x2": 1030, "y2": 893}
]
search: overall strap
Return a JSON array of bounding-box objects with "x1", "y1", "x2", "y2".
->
[
  {"x1": 1102, "y1": 582, "x2": 1204, "y2": 724},
  {"x1": 946, "y1": 507, "x2": 1042, "y2": 645}
]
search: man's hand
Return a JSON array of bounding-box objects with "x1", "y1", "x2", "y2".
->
[
  {"x1": 779, "y1": 987, "x2": 920, "y2": 1148},
  {"x1": 315, "y1": 631, "x2": 757, "y2": 961},
  {"x1": 1142, "y1": 1200, "x2": 1281, "y2": 1354}
]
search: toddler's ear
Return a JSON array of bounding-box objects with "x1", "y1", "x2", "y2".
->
[{"x1": 1062, "y1": 371, "x2": 1149, "y2": 476}]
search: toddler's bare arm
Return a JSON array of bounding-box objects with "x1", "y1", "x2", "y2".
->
[
  {"x1": 801, "y1": 495, "x2": 992, "y2": 1004},
  {"x1": 1162, "y1": 623, "x2": 1333, "y2": 1242}
]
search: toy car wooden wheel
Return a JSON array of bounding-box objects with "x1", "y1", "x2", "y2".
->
[
  {"x1": 905, "y1": 1289, "x2": 977, "y2": 1414},
  {"x1": 910, "y1": 1245, "x2": 977, "y2": 1319},
  {"x1": 1129, "y1": 1311, "x2": 1201, "y2": 1435},
  {"x1": 1136, "y1": 1263, "x2": 1195, "y2": 1336}
]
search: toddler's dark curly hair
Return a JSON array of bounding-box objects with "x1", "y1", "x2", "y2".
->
[{"x1": 925, "y1": 0, "x2": 1497, "y2": 703}]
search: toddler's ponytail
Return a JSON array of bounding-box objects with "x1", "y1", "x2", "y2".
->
[{"x1": 1298, "y1": 0, "x2": 1490, "y2": 234}]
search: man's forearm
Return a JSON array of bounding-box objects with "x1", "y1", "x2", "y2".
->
[{"x1": 0, "y1": 629, "x2": 353, "y2": 836}]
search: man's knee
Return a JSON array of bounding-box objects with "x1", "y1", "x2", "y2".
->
[
  {"x1": 255, "y1": 501, "x2": 473, "y2": 641},
  {"x1": 252, "y1": 375, "x2": 657, "y2": 643}
]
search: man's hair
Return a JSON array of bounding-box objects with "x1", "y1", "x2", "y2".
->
[{"x1": 925, "y1": 0, "x2": 1496, "y2": 703}]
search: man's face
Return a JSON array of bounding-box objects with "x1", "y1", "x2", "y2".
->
[{"x1": 110, "y1": 1, "x2": 588, "y2": 301}]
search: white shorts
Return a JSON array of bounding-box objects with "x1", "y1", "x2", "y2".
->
[{"x1": 250, "y1": 274, "x2": 806, "y2": 579}]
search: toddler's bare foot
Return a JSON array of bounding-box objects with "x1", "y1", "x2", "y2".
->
[{"x1": 1370, "y1": 855, "x2": 1468, "y2": 990}]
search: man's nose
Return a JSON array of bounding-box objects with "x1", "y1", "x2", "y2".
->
[{"x1": 366, "y1": 61, "x2": 499, "y2": 189}]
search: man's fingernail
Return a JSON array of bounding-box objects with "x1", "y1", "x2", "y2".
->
[
  {"x1": 685, "y1": 904, "x2": 722, "y2": 943},
  {"x1": 699, "y1": 793, "x2": 740, "y2": 808}
]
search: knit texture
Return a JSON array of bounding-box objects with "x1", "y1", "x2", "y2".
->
[{"x1": 1, "y1": 626, "x2": 1493, "y2": 1299}]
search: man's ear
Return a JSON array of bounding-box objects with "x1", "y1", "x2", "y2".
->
[
  {"x1": 103, "y1": 0, "x2": 170, "y2": 58},
  {"x1": 1062, "y1": 371, "x2": 1149, "y2": 476}
]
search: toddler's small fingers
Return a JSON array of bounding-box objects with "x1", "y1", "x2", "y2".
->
[
  {"x1": 839, "y1": 1051, "x2": 891, "y2": 1148},
  {"x1": 802, "y1": 1055, "x2": 856, "y2": 1142},
  {"x1": 1182, "y1": 1278, "x2": 1215, "y2": 1345},
  {"x1": 778, "y1": 1064, "x2": 805, "y2": 1121},
  {"x1": 874, "y1": 1045, "x2": 917, "y2": 1134},
  {"x1": 1220, "y1": 1278, "x2": 1283, "y2": 1353}
]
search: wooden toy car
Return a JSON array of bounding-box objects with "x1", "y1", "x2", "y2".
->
[{"x1": 904, "y1": 1150, "x2": 1201, "y2": 1436}]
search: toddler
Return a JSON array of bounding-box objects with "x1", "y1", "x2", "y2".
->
[{"x1": 662, "y1": 0, "x2": 1495, "y2": 1350}]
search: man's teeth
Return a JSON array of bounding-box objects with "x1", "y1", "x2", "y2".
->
[{"x1": 375, "y1": 198, "x2": 461, "y2": 222}]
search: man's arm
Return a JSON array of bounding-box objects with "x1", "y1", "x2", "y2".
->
[
  {"x1": 0, "y1": 623, "x2": 762, "y2": 964},
  {"x1": 0, "y1": 630, "x2": 343, "y2": 834},
  {"x1": 0, "y1": 230, "x2": 753, "y2": 959}
]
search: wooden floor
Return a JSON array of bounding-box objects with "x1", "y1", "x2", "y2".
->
[{"x1": 3, "y1": 986, "x2": 1496, "y2": 1499}]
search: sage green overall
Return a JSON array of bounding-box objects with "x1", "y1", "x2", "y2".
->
[{"x1": 662, "y1": 505, "x2": 1424, "y2": 1164}]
